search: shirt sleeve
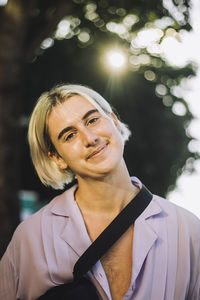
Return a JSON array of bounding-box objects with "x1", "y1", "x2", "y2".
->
[
  {"x1": 187, "y1": 214, "x2": 200, "y2": 300},
  {"x1": 190, "y1": 238, "x2": 200, "y2": 299},
  {"x1": 191, "y1": 273, "x2": 200, "y2": 300},
  {"x1": 0, "y1": 245, "x2": 18, "y2": 300}
]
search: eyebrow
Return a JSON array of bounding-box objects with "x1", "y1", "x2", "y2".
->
[{"x1": 57, "y1": 109, "x2": 99, "y2": 140}]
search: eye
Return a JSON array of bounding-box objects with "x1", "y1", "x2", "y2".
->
[
  {"x1": 88, "y1": 117, "x2": 99, "y2": 125},
  {"x1": 65, "y1": 132, "x2": 76, "y2": 141}
]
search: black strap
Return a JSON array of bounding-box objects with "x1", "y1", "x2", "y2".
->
[{"x1": 73, "y1": 184, "x2": 153, "y2": 281}]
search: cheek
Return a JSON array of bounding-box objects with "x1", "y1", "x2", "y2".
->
[
  {"x1": 100, "y1": 123, "x2": 124, "y2": 153},
  {"x1": 111, "y1": 127, "x2": 124, "y2": 154},
  {"x1": 98, "y1": 120, "x2": 120, "y2": 137},
  {"x1": 109, "y1": 123, "x2": 124, "y2": 145},
  {"x1": 61, "y1": 141, "x2": 83, "y2": 162}
]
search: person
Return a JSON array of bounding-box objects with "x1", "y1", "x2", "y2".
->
[{"x1": 0, "y1": 84, "x2": 200, "y2": 300}]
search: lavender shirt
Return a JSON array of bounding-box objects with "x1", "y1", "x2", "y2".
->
[{"x1": 0, "y1": 177, "x2": 200, "y2": 300}]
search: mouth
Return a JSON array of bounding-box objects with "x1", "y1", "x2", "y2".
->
[{"x1": 86, "y1": 143, "x2": 108, "y2": 160}]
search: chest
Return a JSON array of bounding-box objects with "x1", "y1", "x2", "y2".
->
[
  {"x1": 101, "y1": 226, "x2": 134, "y2": 300},
  {"x1": 83, "y1": 212, "x2": 134, "y2": 299}
]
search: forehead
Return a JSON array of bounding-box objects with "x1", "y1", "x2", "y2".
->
[
  {"x1": 47, "y1": 95, "x2": 99, "y2": 133},
  {"x1": 51, "y1": 95, "x2": 97, "y2": 119}
]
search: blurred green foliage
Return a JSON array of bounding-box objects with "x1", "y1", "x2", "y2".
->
[
  {"x1": 0, "y1": 0, "x2": 198, "y2": 257},
  {"x1": 0, "y1": 0, "x2": 197, "y2": 199}
]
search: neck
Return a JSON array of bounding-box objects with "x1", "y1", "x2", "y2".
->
[{"x1": 75, "y1": 160, "x2": 139, "y2": 215}]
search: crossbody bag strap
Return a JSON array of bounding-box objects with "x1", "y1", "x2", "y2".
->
[{"x1": 73, "y1": 184, "x2": 153, "y2": 281}]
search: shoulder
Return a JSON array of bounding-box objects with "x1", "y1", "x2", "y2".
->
[
  {"x1": 153, "y1": 194, "x2": 200, "y2": 240},
  {"x1": 1, "y1": 187, "x2": 74, "y2": 269},
  {"x1": 10, "y1": 186, "x2": 75, "y2": 247}
]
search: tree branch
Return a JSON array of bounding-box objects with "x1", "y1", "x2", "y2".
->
[{"x1": 24, "y1": 1, "x2": 75, "y2": 62}]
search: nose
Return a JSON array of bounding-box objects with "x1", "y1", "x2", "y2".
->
[{"x1": 81, "y1": 127, "x2": 99, "y2": 147}]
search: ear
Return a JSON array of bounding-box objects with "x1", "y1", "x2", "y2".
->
[
  {"x1": 48, "y1": 151, "x2": 68, "y2": 170},
  {"x1": 110, "y1": 112, "x2": 121, "y2": 132}
]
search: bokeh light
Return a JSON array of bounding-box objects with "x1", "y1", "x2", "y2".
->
[
  {"x1": 40, "y1": 38, "x2": 54, "y2": 50},
  {"x1": 0, "y1": 0, "x2": 7, "y2": 6},
  {"x1": 106, "y1": 50, "x2": 126, "y2": 69},
  {"x1": 172, "y1": 101, "x2": 187, "y2": 116}
]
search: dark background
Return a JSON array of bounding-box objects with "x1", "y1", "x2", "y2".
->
[{"x1": 0, "y1": 0, "x2": 198, "y2": 257}]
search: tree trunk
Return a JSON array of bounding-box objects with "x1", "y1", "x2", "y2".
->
[
  {"x1": 0, "y1": 1, "x2": 27, "y2": 258},
  {"x1": 0, "y1": 0, "x2": 74, "y2": 258}
]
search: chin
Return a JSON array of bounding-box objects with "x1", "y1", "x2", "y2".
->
[{"x1": 91, "y1": 156, "x2": 123, "y2": 176}]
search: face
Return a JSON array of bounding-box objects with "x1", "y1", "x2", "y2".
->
[{"x1": 47, "y1": 95, "x2": 124, "y2": 180}]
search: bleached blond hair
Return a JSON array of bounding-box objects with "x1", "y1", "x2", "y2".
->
[{"x1": 28, "y1": 84, "x2": 131, "y2": 189}]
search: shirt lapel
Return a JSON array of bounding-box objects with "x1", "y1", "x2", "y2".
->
[
  {"x1": 131, "y1": 199, "x2": 162, "y2": 284},
  {"x1": 51, "y1": 185, "x2": 92, "y2": 257}
]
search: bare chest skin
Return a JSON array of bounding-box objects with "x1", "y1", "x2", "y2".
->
[
  {"x1": 101, "y1": 226, "x2": 134, "y2": 300},
  {"x1": 85, "y1": 216, "x2": 134, "y2": 300}
]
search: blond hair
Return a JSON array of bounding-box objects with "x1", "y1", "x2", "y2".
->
[{"x1": 28, "y1": 84, "x2": 131, "y2": 189}]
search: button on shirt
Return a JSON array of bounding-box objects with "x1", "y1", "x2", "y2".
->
[{"x1": 0, "y1": 177, "x2": 200, "y2": 300}]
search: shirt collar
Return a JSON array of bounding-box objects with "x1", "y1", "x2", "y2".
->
[
  {"x1": 50, "y1": 184, "x2": 78, "y2": 217},
  {"x1": 50, "y1": 177, "x2": 164, "y2": 220},
  {"x1": 130, "y1": 176, "x2": 164, "y2": 220}
]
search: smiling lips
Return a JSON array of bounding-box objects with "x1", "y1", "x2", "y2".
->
[{"x1": 87, "y1": 143, "x2": 108, "y2": 160}]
